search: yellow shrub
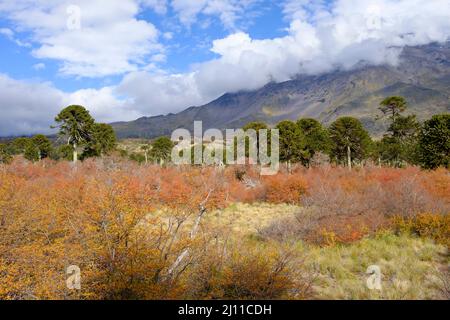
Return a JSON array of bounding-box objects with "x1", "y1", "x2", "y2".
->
[{"x1": 392, "y1": 213, "x2": 450, "y2": 247}]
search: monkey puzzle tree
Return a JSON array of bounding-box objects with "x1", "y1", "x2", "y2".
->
[
  {"x1": 329, "y1": 117, "x2": 372, "y2": 170},
  {"x1": 53, "y1": 105, "x2": 95, "y2": 163},
  {"x1": 276, "y1": 120, "x2": 305, "y2": 167},
  {"x1": 377, "y1": 97, "x2": 420, "y2": 166},
  {"x1": 297, "y1": 118, "x2": 330, "y2": 167},
  {"x1": 83, "y1": 123, "x2": 117, "y2": 158},
  {"x1": 379, "y1": 96, "x2": 407, "y2": 123},
  {"x1": 150, "y1": 136, "x2": 174, "y2": 166},
  {"x1": 31, "y1": 134, "x2": 53, "y2": 161},
  {"x1": 418, "y1": 114, "x2": 450, "y2": 169},
  {"x1": 8, "y1": 137, "x2": 32, "y2": 155},
  {"x1": 379, "y1": 115, "x2": 420, "y2": 166}
]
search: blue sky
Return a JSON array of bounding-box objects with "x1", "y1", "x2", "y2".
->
[
  {"x1": 0, "y1": 1, "x2": 288, "y2": 91},
  {"x1": 0, "y1": 0, "x2": 449, "y2": 136}
]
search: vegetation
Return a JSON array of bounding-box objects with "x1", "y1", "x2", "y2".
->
[
  {"x1": 276, "y1": 120, "x2": 304, "y2": 166},
  {"x1": 0, "y1": 102, "x2": 448, "y2": 300},
  {"x1": 149, "y1": 137, "x2": 174, "y2": 165},
  {"x1": 53, "y1": 105, "x2": 96, "y2": 163},
  {"x1": 296, "y1": 118, "x2": 330, "y2": 167},
  {"x1": 0, "y1": 160, "x2": 448, "y2": 300},
  {"x1": 328, "y1": 117, "x2": 372, "y2": 169},
  {"x1": 418, "y1": 114, "x2": 450, "y2": 169}
]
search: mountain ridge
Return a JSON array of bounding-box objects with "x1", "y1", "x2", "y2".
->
[{"x1": 111, "y1": 42, "x2": 450, "y2": 139}]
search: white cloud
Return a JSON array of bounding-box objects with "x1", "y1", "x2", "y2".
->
[
  {"x1": 0, "y1": 0, "x2": 162, "y2": 77},
  {"x1": 0, "y1": 73, "x2": 139, "y2": 136},
  {"x1": 140, "y1": 0, "x2": 168, "y2": 15},
  {"x1": 0, "y1": 28, "x2": 14, "y2": 38},
  {"x1": 117, "y1": 70, "x2": 204, "y2": 115},
  {"x1": 0, "y1": 74, "x2": 65, "y2": 136}
]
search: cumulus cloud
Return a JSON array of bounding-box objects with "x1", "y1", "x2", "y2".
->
[
  {"x1": 0, "y1": 0, "x2": 162, "y2": 77},
  {"x1": 0, "y1": 74, "x2": 65, "y2": 136},
  {"x1": 0, "y1": 74, "x2": 139, "y2": 136}
]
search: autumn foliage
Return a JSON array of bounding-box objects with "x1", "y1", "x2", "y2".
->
[{"x1": 0, "y1": 158, "x2": 448, "y2": 299}]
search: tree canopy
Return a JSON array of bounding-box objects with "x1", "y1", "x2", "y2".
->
[
  {"x1": 150, "y1": 136, "x2": 174, "y2": 165},
  {"x1": 297, "y1": 118, "x2": 330, "y2": 166},
  {"x1": 54, "y1": 105, "x2": 95, "y2": 163},
  {"x1": 276, "y1": 120, "x2": 304, "y2": 164},
  {"x1": 418, "y1": 114, "x2": 450, "y2": 169},
  {"x1": 329, "y1": 117, "x2": 372, "y2": 169}
]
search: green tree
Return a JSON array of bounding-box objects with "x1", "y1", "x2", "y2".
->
[
  {"x1": 417, "y1": 114, "x2": 450, "y2": 169},
  {"x1": 32, "y1": 135, "x2": 53, "y2": 160},
  {"x1": 379, "y1": 96, "x2": 407, "y2": 123},
  {"x1": 53, "y1": 105, "x2": 95, "y2": 163},
  {"x1": 24, "y1": 143, "x2": 40, "y2": 162},
  {"x1": 150, "y1": 137, "x2": 174, "y2": 165},
  {"x1": 377, "y1": 97, "x2": 420, "y2": 166},
  {"x1": 276, "y1": 120, "x2": 304, "y2": 166},
  {"x1": 297, "y1": 118, "x2": 330, "y2": 166},
  {"x1": 83, "y1": 123, "x2": 117, "y2": 158},
  {"x1": 329, "y1": 117, "x2": 372, "y2": 170},
  {"x1": 8, "y1": 137, "x2": 32, "y2": 155},
  {"x1": 0, "y1": 144, "x2": 12, "y2": 164},
  {"x1": 379, "y1": 115, "x2": 420, "y2": 166}
]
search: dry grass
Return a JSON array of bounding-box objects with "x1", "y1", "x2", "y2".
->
[
  {"x1": 303, "y1": 232, "x2": 448, "y2": 299},
  {"x1": 199, "y1": 203, "x2": 449, "y2": 300},
  {"x1": 205, "y1": 202, "x2": 300, "y2": 236}
]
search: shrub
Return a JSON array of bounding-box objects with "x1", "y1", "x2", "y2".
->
[
  {"x1": 392, "y1": 213, "x2": 450, "y2": 247},
  {"x1": 262, "y1": 174, "x2": 308, "y2": 205},
  {"x1": 185, "y1": 244, "x2": 314, "y2": 300}
]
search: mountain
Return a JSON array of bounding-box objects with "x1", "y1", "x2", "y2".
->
[{"x1": 111, "y1": 42, "x2": 450, "y2": 139}]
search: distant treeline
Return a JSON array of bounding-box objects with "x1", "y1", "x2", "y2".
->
[{"x1": 0, "y1": 97, "x2": 449, "y2": 170}]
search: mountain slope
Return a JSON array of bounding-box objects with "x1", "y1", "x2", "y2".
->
[{"x1": 112, "y1": 42, "x2": 450, "y2": 138}]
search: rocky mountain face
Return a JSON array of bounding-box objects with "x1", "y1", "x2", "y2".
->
[{"x1": 111, "y1": 42, "x2": 450, "y2": 139}]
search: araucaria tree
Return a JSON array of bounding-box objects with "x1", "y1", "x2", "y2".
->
[
  {"x1": 329, "y1": 117, "x2": 371, "y2": 170},
  {"x1": 53, "y1": 105, "x2": 95, "y2": 163},
  {"x1": 377, "y1": 97, "x2": 420, "y2": 166},
  {"x1": 379, "y1": 96, "x2": 407, "y2": 122},
  {"x1": 418, "y1": 114, "x2": 450, "y2": 169},
  {"x1": 297, "y1": 118, "x2": 330, "y2": 167},
  {"x1": 276, "y1": 120, "x2": 304, "y2": 168},
  {"x1": 150, "y1": 136, "x2": 174, "y2": 165},
  {"x1": 84, "y1": 123, "x2": 117, "y2": 158},
  {"x1": 26, "y1": 135, "x2": 53, "y2": 161}
]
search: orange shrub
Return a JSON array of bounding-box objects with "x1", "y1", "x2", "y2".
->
[{"x1": 262, "y1": 174, "x2": 308, "y2": 205}]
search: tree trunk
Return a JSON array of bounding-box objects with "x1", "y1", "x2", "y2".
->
[
  {"x1": 347, "y1": 145, "x2": 352, "y2": 170},
  {"x1": 144, "y1": 152, "x2": 148, "y2": 164},
  {"x1": 73, "y1": 143, "x2": 78, "y2": 164}
]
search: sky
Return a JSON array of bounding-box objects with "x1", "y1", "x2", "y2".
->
[{"x1": 0, "y1": 0, "x2": 450, "y2": 136}]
